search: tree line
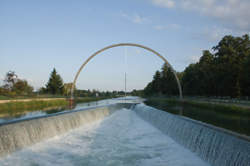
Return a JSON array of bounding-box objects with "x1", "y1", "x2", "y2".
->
[
  {"x1": 0, "y1": 68, "x2": 125, "y2": 98},
  {"x1": 143, "y1": 34, "x2": 250, "y2": 98},
  {"x1": 0, "y1": 71, "x2": 33, "y2": 96}
]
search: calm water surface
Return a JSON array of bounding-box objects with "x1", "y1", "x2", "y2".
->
[{"x1": 145, "y1": 100, "x2": 250, "y2": 137}]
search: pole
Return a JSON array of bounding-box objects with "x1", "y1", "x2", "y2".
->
[
  {"x1": 124, "y1": 47, "x2": 127, "y2": 100},
  {"x1": 125, "y1": 72, "x2": 127, "y2": 98}
]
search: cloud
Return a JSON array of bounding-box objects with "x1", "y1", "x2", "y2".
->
[
  {"x1": 121, "y1": 13, "x2": 150, "y2": 24},
  {"x1": 204, "y1": 26, "x2": 233, "y2": 41},
  {"x1": 151, "y1": 0, "x2": 175, "y2": 8},
  {"x1": 154, "y1": 25, "x2": 167, "y2": 30},
  {"x1": 179, "y1": 48, "x2": 203, "y2": 65},
  {"x1": 150, "y1": 0, "x2": 250, "y2": 31},
  {"x1": 181, "y1": 0, "x2": 250, "y2": 30},
  {"x1": 133, "y1": 14, "x2": 149, "y2": 24},
  {"x1": 191, "y1": 26, "x2": 248, "y2": 42},
  {"x1": 178, "y1": 53, "x2": 201, "y2": 68},
  {"x1": 154, "y1": 24, "x2": 181, "y2": 30}
]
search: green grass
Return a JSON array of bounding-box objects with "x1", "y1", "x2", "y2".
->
[
  {"x1": 0, "y1": 95, "x2": 12, "y2": 100},
  {"x1": 146, "y1": 97, "x2": 250, "y2": 116},
  {"x1": 0, "y1": 96, "x2": 111, "y2": 118},
  {"x1": 0, "y1": 99, "x2": 68, "y2": 117},
  {"x1": 183, "y1": 100, "x2": 250, "y2": 115},
  {"x1": 0, "y1": 94, "x2": 66, "y2": 100},
  {"x1": 145, "y1": 97, "x2": 250, "y2": 136}
]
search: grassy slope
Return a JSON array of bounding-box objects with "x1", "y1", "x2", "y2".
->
[
  {"x1": 0, "y1": 96, "x2": 111, "y2": 116},
  {"x1": 145, "y1": 97, "x2": 250, "y2": 136},
  {"x1": 0, "y1": 99, "x2": 68, "y2": 116},
  {"x1": 0, "y1": 95, "x2": 65, "y2": 100},
  {"x1": 146, "y1": 97, "x2": 250, "y2": 115}
]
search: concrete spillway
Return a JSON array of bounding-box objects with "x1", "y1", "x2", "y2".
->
[
  {"x1": 0, "y1": 104, "x2": 130, "y2": 157},
  {"x1": 0, "y1": 103, "x2": 249, "y2": 166},
  {"x1": 133, "y1": 104, "x2": 250, "y2": 166}
]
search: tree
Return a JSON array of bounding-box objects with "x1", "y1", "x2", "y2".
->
[
  {"x1": 182, "y1": 63, "x2": 201, "y2": 95},
  {"x1": 241, "y1": 54, "x2": 250, "y2": 96},
  {"x1": 144, "y1": 64, "x2": 182, "y2": 96},
  {"x1": 144, "y1": 82, "x2": 153, "y2": 96},
  {"x1": 3, "y1": 71, "x2": 18, "y2": 90},
  {"x1": 131, "y1": 89, "x2": 144, "y2": 96},
  {"x1": 0, "y1": 87, "x2": 8, "y2": 95},
  {"x1": 161, "y1": 64, "x2": 178, "y2": 95},
  {"x1": 12, "y1": 79, "x2": 33, "y2": 95},
  {"x1": 38, "y1": 87, "x2": 47, "y2": 94},
  {"x1": 1, "y1": 71, "x2": 33, "y2": 96},
  {"x1": 181, "y1": 34, "x2": 250, "y2": 97},
  {"x1": 144, "y1": 34, "x2": 250, "y2": 98},
  {"x1": 196, "y1": 50, "x2": 216, "y2": 96},
  {"x1": 152, "y1": 70, "x2": 162, "y2": 95},
  {"x1": 212, "y1": 35, "x2": 250, "y2": 97},
  {"x1": 46, "y1": 68, "x2": 64, "y2": 94}
]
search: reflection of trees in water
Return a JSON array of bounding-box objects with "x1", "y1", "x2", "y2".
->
[{"x1": 145, "y1": 100, "x2": 250, "y2": 137}]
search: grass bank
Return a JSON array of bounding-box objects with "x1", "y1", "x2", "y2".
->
[
  {"x1": 0, "y1": 94, "x2": 65, "y2": 100},
  {"x1": 145, "y1": 97, "x2": 250, "y2": 136},
  {"x1": 0, "y1": 97, "x2": 112, "y2": 118},
  {"x1": 0, "y1": 99, "x2": 68, "y2": 117},
  {"x1": 146, "y1": 97, "x2": 250, "y2": 116}
]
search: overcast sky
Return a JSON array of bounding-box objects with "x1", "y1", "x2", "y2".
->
[{"x1": 1, "y1": 0, "x2": 249, "y2": 91}]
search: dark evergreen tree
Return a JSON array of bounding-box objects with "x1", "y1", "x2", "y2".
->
[
  {"x1": 196, "y1": 50, "x2": 216, "y2": 96},
  {"x1": 152, "y1": 70, "x2": 162, "y2": 95},
  {"x1": 144, "y1": 82, "x2": 153, "y2": 96},
  {"x1": 182, "y1": 63, "x2": 200, "y2": 95},
  {"x1": 241, "y1": 54, "x2": 250, "y2": 97},
  {"x1": 161, "y1": 64, "x2": 178, "y2": 95},
  {"x1": 46, "y1": 68, "x2": 64, "y2": 94}
]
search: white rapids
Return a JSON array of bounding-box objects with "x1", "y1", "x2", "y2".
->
[{"x1": 0, "y1": 109, "x2": 210, "y2": 166}]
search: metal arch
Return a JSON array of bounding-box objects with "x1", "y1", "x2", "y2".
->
[{"x1": 70, "y1": 43, "x2": 183, "y2": 100}]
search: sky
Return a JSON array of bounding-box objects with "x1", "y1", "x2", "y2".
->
[{"x1": 1, "y1": 0, "x2": 250, "y2": 91}]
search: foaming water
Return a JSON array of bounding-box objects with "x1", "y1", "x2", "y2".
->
[
  {"x1": 133, "y1": 104, "x2": 250, "y2": 166},
  {"x1": 0, "y1": 109, "x2": 209, "y2": 166}
]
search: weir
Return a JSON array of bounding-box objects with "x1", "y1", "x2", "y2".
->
[
  {"x1": 133, "y1": 104, "x2": 250, "y2": 166},
  {"x1": 0, "y1": 103, "x2": 249, "y2": 166},
  {"x1": 0, "y1": 103, "x2": 132, "y2": 157}
]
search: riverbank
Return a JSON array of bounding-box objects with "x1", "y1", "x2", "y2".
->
[
  {"x1": 145, "y1": 97, "x2": 250, "y2": 115},
  {"x1": 0, "y1": 98, "x2": 66, "y2": 104},
  {"x1": 0, "y1": 97, "x2": 111, "y2": 118},
  {"x1": 144, "y1": 97, "x2": 250, "y2": 136},
  {"x1": 0, "y1": 95, "x2": 65, "y2": 100},
  {"x1": 0, "y1": 99, "x2": 68, "y2": 117}
]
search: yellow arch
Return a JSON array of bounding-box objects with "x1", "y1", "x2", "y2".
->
[{"x1": 70, "y1": 43, "x2": 183, "y2": 100}]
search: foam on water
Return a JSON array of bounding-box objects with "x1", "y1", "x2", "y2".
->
[
  {"x1": 133, "y1": 104, "x2": 250, "y2": 166},
  {"x1": 0, "y1": 109, "x2": 209, "y2": 166}
]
